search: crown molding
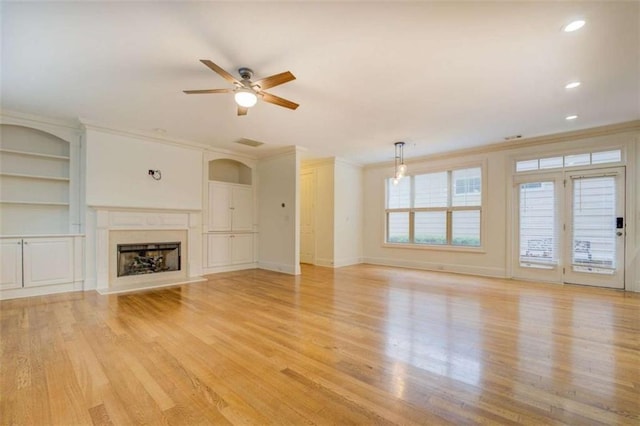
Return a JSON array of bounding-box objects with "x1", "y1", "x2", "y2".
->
[
  {"x1": 365, "y1": 120, "x2": 640, "y2": 170},
  {"x1": 1, "y1": 109, "x2": 81, "y2": 131}
]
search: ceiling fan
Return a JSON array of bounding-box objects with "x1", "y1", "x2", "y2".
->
[{"x1": 183, "y1": 59, "x2": 299, "y2": 116}]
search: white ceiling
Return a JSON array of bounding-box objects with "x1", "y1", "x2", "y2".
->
[{"x1": 2, "y1": 1, "x2": 639, "y2": 164}]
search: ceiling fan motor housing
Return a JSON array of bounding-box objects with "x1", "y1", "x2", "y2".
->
[{"x1": 238, "y1": 67, "x2": 254, "y2": 81}]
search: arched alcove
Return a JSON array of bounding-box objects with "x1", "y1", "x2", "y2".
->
[
  {"x1": 0, "y1": 124, "x2": 71, "y2": 234},
  {"x1": 208, "y1": 159, "x2": 252, "y2": 185}
]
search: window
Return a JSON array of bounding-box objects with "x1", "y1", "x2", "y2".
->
[
  {"x1": 386, "y1": 166, "x2": 482, "y2": 247},
  {"x1": 515, "y1": 149, "x2": 622, "y2": 172}
]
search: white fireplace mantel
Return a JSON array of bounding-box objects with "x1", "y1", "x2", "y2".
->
[{"x1": 91, "y1": 207, "x2": 203, "y2": 292}]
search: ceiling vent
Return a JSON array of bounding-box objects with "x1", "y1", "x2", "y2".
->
[{"x1": 234, "y1": 138, "x2": 265, "y2": 148}]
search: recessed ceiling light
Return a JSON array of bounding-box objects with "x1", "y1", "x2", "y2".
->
[
  {"x1": 565, "y1": 81, "x2": 581, "y2": 89},
  {"x1": 564, "y1": 20, "x2": 585, "y2": 32},
  {"x1": 566, "y1": 115, "x2": 578, "y2": 120}
]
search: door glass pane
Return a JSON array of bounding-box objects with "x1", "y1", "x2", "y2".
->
[
  {"x1": 519, "y1": 181, "x2": 556, "y2": 266},
  {"x1": 572, "y1": 176, "x2": 616, "y2": 269},
  {"x1": 387, "y1": 177, "x2": 410, "y2": 209},
  {"x1": 414, "y1": 172, "x2": 448, "y2": 207},
  {"x1": 387, "y1": 212, "x2": 410, "y2": 243},
  {"x1": 452, "y1": 210, "x2": 480, "y2": 246},
  {"x1": 414, "y1": 211, "x2": 446, "y2": 245}
]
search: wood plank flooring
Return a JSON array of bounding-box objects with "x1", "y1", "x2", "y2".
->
[{"x1": 1, "y1": 264, "x2": 639, "y2": 425}]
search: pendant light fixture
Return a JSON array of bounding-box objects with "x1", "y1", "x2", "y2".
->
[{"x1": 392, "y1": 141, "x2": 407, "y2": 186}]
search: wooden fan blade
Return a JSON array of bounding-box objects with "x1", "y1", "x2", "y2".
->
[
  {"x1": 200, "y1": 59, "x2": 240, "y2": 85},
  {"x1": 183, "y1": 88, "x2": 232, "y2": 94},
  {"x1": 253, "y1": 71, "x2": 296, "y2": 90},
  {"x1": 237, "y1": 106, "x2": 249, "y2": 116},
  {"x1": 261, "y1": 92, "x2": 299, "y2": 110}
]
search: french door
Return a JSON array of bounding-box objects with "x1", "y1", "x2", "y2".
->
[
  {"x1": 513, "y1": 167, "x2": 625, "y2": 288},
  {"x1": 564, "y1": 168, "x2": 625, "y2": 288}
]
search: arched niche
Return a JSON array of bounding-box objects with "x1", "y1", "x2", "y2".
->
[
  {"x1": 1, "y1": 124, "x2": 69, "y2": 156},
  {"x1": 208, "y1": 159, "x2": 252, "y2": 185}
]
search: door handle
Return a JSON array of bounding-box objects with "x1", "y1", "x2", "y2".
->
[{"x1": 616, "y1": 231, "x2": 623, "y2": 236}]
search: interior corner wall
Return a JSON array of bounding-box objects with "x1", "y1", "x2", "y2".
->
[
  {"x1": 333, "y1": 161, "x2": 363, "y2": 267},
  {"x1": 84, "y1": 129, "x2": 202, "y2": 210},
  {"x1": 257, "y1": 150, "x2": 300, "y2": 275}
]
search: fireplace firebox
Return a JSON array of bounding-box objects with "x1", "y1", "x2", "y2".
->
[{"x1": 117, "y1": 242, "x2": 181, "y2": 277}]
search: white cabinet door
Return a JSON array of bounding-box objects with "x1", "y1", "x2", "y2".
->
[
  {"x1": 208, "y1": 183, "x2": 232, "y2": 231},
  {"x1": 0, "y1": 239, "x2": 23, "y2": 290},
  {"x1": 232, "y1": 186, "x2": 253, "y2": 231},
  {"x1": 23, "y1": 238, "x2": 73, "y2": 288},
  {"x1": 231, "y1": 234, "x2": 254, "y2": 264},
  {"x1": 208, "y1": 182, "x2": 253, "y2": 232},
  {"x1": 207, "y1": 234, "x2": 231, "y2": 267}
]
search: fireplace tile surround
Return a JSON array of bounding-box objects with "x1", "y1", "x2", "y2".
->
[{"x1": 90, "y1": 208, "x2": 204, "y2": 294}]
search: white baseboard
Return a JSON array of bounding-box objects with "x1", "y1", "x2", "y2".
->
[
  {"x1": 333, "y1": 257, "x2": 363, "y2": 268},
  {"x1": 313, "y1": 257, "x2": 363, "y2": 268},
  {"x1": 362, "y1": 257, "x2": 506, "y2": 278},
  {"x1": 314, "y1": 257, "x2": 334, "y2": 267},
  {"x1": 202, "y1": 262, "x2": 258, "y2": 275},
  {"x1": 84, "y1": 278, "x2": 97, "y2": 290},
  {"x1": 257, "y1": 261, "x2": 300, "y2": 275},
  {"x1": 0, "y1": 282, "x2": 81, "y2": 301}
]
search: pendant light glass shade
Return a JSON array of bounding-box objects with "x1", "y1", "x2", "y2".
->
[{"x1": 393, "y1": 141, "x2": 407, "y2": 182}]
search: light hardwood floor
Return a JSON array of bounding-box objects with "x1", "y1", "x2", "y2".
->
[{"x1": 1, "y1": 264, "x2": 639, "y2": 425}]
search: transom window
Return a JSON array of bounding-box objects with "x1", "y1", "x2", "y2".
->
[
  {"x1": 385, "y1": 166, "x2": 482, "y2": 247},
  {"x1": 516, "y1": 149, "x2": 621, "y2": 172}
]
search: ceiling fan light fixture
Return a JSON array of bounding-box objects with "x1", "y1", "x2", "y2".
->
[{"x1": 234, "y1": 88, "x2": 258, "y2": 108}]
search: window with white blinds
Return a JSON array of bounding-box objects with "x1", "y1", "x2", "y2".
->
[
  {"x1": 386, "y1": 167, "x2": 482, "y2": 247},
  {"x1": 572, "y1": 176, "x2": 616, "y2": 269},
  {"x1": 519, "y1": 181, "x2": 557, "y2": 267}
]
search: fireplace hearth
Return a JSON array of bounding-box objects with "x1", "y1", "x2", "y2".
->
[{"x1": 117, "y1": 242, "x2": 181, "y2": 277}]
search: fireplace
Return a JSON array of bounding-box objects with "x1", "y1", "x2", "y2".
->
[{"x1": 117, "y1": 242, "x2": 181, "y2": 277}]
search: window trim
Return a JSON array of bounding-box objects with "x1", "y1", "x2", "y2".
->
[{"x1": 383, "y1": 162, "x2": 486, "y2": 251}]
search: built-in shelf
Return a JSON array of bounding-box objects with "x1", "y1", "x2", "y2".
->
[
  {"x1": 0, "y1": 172, "x2": 70, "y2": 182},
  {"x1": 0, "y1": 148, "x2": 70, "y2": 161},
  {"x1": 0, "y1": 200, "x2": 70, "y2": 206}
]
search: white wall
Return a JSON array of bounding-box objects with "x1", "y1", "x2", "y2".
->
[
  {"x1": 334, "y1": 160, "x2": 363, "y2": 267},
  {"x1": 257, "y1": 149, "x2": 300, "y2": 274},
  {"x1": 85, "y1": 128, "x2": 202, "y2": 210},
  {"x1": 363, "y1": 127, "x2": 640, "y2": 292}
]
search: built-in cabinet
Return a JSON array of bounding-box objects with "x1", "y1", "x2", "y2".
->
[
  {"x1": 208, "y1": 182, "x2": 253, "y2": 231},
  {"x1": 0, "y1": 236, "x2": 77, "y2": 293},
  {"x1": 206, "y1": 233, "x2": 254, "y2": 267},
  {"x1": 0, "y1": 118, "x2": 84, "y2": 300},
  {"x1": 203, "y1": 158, "x2": 257, "y2": 273}
]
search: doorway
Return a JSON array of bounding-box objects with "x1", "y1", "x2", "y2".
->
[
  {"x1": 300, "y1": 170, "x2": 316, "y2": 264},
  {"x1": 513, "y1": 167, "x2": 625, "y2": 289}
]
